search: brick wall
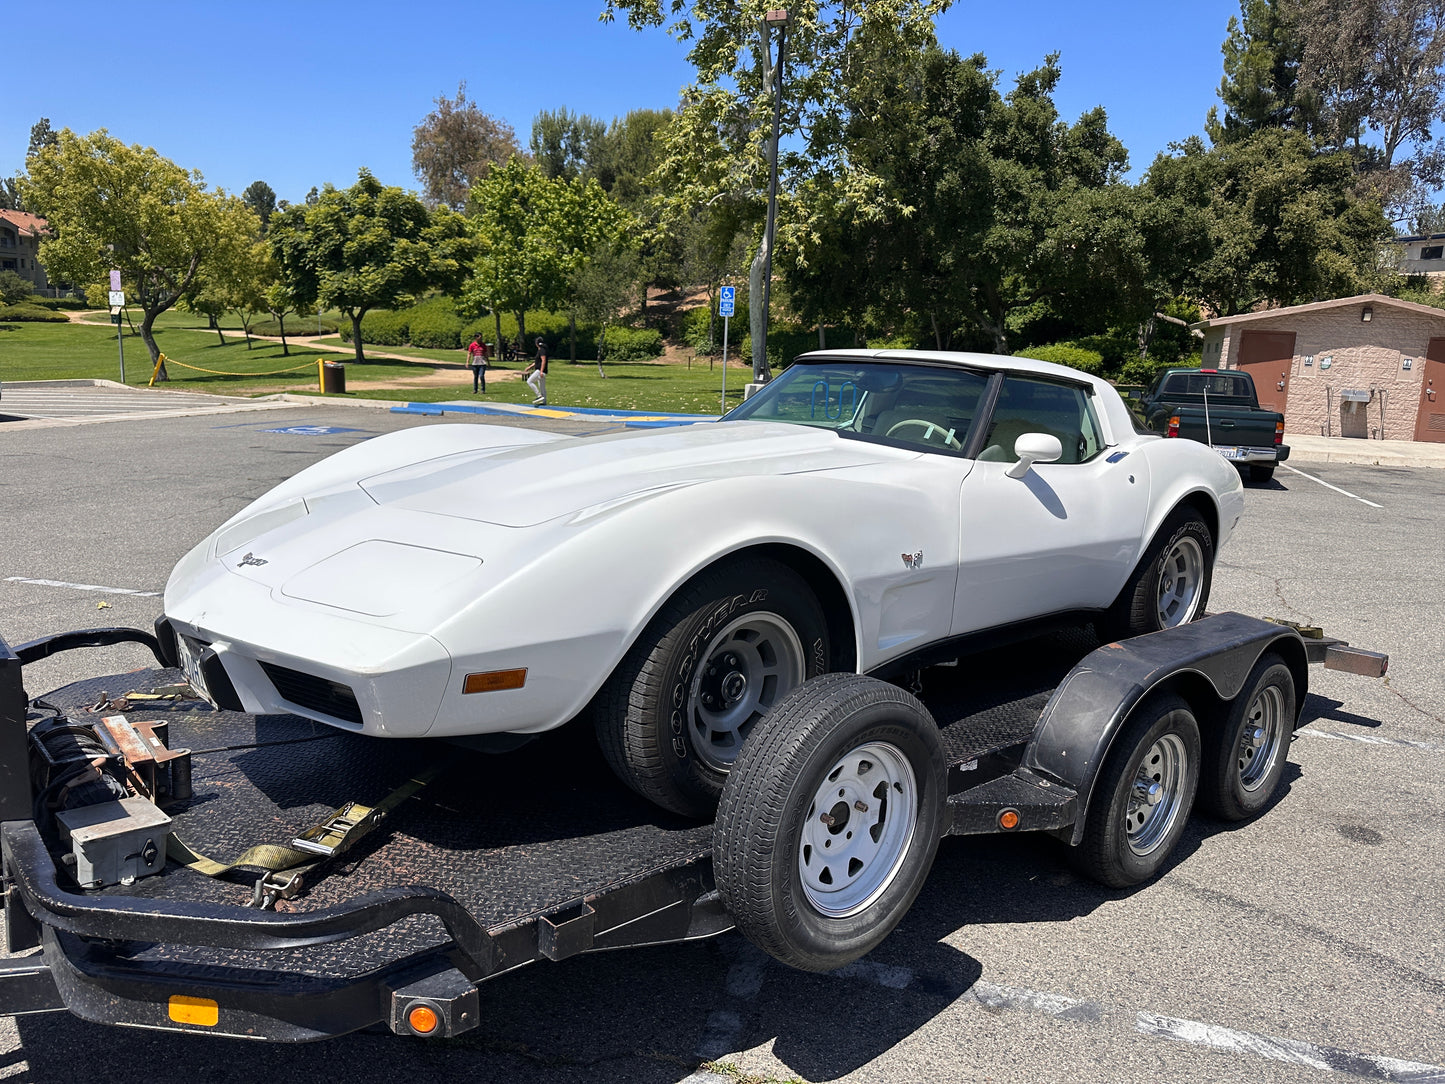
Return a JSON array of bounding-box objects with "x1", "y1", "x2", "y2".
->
[{"x1": 1220, "y1": 305, "x2": 1445, "y2": 440}]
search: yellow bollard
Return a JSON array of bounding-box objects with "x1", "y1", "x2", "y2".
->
[
  {"x1": 318, "y1": 358, "x2": 324, "y2": 389},
  {"x1": 147, "y1": 353, "x2": 168, "y2": 387}
]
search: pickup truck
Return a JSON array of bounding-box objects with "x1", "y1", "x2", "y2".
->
[{"x1": 1134, "y1": 368, "x2": 1290, "y2": 482}]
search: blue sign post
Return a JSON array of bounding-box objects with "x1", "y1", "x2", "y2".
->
[{"x1": 718, "y1": 287, "x2": 736, "y2": 413}]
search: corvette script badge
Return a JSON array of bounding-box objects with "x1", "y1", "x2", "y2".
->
[
  {"x1": 901, "y1": 550, "x2": 923, "y2": 569},
  {"x1": 238, "y1": 553, "x2": 268, "y2": 567}
]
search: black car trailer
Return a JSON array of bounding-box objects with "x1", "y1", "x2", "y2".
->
[{"x1": 0, "y1": 613, "x2": 1386, "y2": 1042}]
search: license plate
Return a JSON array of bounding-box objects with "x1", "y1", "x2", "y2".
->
[
  {"x1": 176, "y1": 636, "x2": 216, "y2": 706},
  {"x1": 1214, "y1": 446, "x2": 1244, "y2": 460}
]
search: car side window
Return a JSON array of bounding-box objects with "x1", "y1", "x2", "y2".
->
[{"x1": 979, "y1": 376, "x2": 1103, "y2": 465}]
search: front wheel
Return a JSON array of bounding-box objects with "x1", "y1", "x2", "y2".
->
[
  {"x1": 594, "y1": 558, "x2": 830, "y2": 818},
  {"x1": 714, "y1": 674, "x2": 948, "y2": 971},
  {"x1": 1104, "y1": 509, "x2": 1214, "y2": 639},
  {"x1": 1070, "y1": 692, "x2": 1201, "y2": 888}
]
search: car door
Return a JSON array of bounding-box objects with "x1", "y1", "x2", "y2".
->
[{"x1": 952, "y1": 374, "x2": 1151, "y2": 635}]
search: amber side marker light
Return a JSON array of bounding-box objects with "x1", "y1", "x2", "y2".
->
[
  {"x1": 168, "y1": 995, "x2": 219, "y2": 1027},
  {"x1": 463, "y1": 669, "x2": 527, "y2": 694},
  {"x1": 407, "y1": 1004, "x2": 440, "y2": 1035},
  {"x1": 998, "y1": 809, "x2": 1021, "y2": 831}
]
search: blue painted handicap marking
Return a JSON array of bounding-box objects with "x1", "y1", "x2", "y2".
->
[{"x1": 262, "y1": 425, "x2": 363, "y2": 435}]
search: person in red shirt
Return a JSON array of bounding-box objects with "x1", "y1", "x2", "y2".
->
[{"x1": 466, "y1": 336, "x2": 487, "y2": 393}]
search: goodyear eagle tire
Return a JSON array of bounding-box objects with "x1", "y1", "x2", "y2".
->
[
  {"x1": 595, "y1": 558, "x2": 829, "y2": 818},
  {"x1": 1070, "y1": 692, "x2": 1200, "y2": 889},
  {"x1": 1198, "y1": 652, "x2": 1296, "y2": 821},
  {"x1": 714, "y1": 673, "x2": 948, "y2": 972}
]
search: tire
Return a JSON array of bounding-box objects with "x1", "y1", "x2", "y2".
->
[
  {"x1": 1070, "y1": 692, "x2": 1201, "y2": 889},
  {"x1": 594, "y1": 557, "x2": 830, "y2": 818},
  {"x1": 714, "y1": 673, "x2": 948, "y2": 971},
  {"x1": 1248, "y1": 464, "x2": 1276, "y2": 483},
  {"x1": 1105, "y1": 508, "x2": 1214, "y2": 639},
  {"x1": 1198, "y1": 653, "x2": 1296, "y2": 821}
]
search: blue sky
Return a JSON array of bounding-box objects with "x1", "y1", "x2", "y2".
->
[{"x1": 2, "y1": 0, "x2": 1241, "y2": 204}]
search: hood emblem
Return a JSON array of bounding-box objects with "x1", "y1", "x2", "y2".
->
[
  {"x1": 901, "y1": 550, "x2": 923, "y2": 570},
  {"x1": 238, "y1": 552, "x2": 269, "y2": 567}
]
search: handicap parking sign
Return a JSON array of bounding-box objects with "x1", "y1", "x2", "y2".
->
[{"x1": 719, "y1": 286, "x2": 735, "y2": 317}]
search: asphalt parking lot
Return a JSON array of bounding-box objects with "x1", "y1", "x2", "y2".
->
[{"x1": 1, "y1": 406, "x2": 1442, "y2": 1084}]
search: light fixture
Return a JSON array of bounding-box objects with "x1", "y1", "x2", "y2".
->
[
  {"x1": 763, "y1": 8, "x2": 790, "y2": 24},
  {"x1": 1362, "y1": 305, "x2": 1373, "y2": 322}
]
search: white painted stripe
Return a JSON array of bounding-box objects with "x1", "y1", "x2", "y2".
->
[
  {"x1": 970, "y1": 980, "x2": 1098, "y2": 1021},
  {"x1": 5, "y1": 576, "x2": 161, "y2": 598},
  {"x1": 1297, "y1": 727, "x2": 1443, "y2": 753},
  {"x1": 1282, "y1": 464, "x2": 1384, "y2": 508},
  {"x1": 1137, "y1": 1012, "x2": 1445, "y2": 1082}
]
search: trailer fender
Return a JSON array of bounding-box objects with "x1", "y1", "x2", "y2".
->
[{"x1": 1022, "y1": 613, "x2": 1308, "y2": 846}]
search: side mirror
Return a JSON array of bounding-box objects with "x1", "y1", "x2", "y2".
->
[{"x1": 1005, "y1": 432, "x2": 1063, "y2": 479}]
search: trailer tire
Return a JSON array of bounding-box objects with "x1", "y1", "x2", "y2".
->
[
  {"x1": 595, "y1": 557, "x2": 829, "y2": 819},
  {"x1": 714, "y1": 673, "x2": 947, "y2": 972},
  {"x1": 1199, "y1": 653, "x2": 1295, "y2": 821},
  {"x1": 1071, "y1": 692, "x2": 1200, "y2": 888},
  {"x1": 1104, "y1": 509, "x2": 1214, "y2": 639}
]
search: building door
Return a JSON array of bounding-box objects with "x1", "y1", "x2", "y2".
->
[
  {"x1": 1235, "y1": 330, "x2": 1296, "y2": 416},
  {"x1": 1414, "y1": 338, "x2": 1445, "y2": 443}
]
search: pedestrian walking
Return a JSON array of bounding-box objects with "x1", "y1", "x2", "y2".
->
[
  {"x1": 524, "y1": 337, "x2": 548, "y2": 405},
  {"x1": 465, "y1": 336, "x2": 487, "y2": 393}
]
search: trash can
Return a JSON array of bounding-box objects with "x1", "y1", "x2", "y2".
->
[{"x1": 321, "y1": 361, "x2": 346, "y2": 394}]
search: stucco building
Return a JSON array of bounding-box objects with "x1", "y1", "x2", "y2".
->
[
  {"x1": 1191, "y1": 294, "x2": 1445, "y2": 444},
  {"x1": 0, "y1": 209, "x2": 50, "y2": 292}
]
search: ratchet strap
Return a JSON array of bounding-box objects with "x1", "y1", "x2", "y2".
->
[{"x1": 165, "y1": 763, "x2": 444, "y2": 908}]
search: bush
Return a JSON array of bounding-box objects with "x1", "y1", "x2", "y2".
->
[
  {"x1": 50, "y1": 295, "x2": 90, "y2": 310},
  {"x1": 599, "y1": 326, "x2": 664, "y2": 361},
  {"x1": 683, "y1": 300, "x2": 749, "y2": 355},
  {"x1": 251, "y1": 317, "x2": 338, "y2": 337},
  {"x1": 0, "y1": 302, "x2": 68, "y2": 322},
  {"x1": 1012, "y1": 343, "x2": 1105, "y2": 375},
  {"x1": 0, "y1": 271, "x2": 30, "y2": 305},
  {"x1": 407, "y1": 305, "x2": 465, "y2": 349},
  {"x1": 864, "y1": 334, "x2": 917, "y2": 350}
]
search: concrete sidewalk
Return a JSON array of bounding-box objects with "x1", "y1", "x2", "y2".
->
[{"x1": 1285, "y1": 433, "x2": 1445, "y2": 470}]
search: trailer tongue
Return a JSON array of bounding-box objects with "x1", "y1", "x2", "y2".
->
[{"x1": 0, "y1": 616, "x2": 1386, "y2": 1041}]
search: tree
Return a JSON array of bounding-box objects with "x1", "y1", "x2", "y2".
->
[
  {"x1": 0, "y1": 178, "x2": 21, "y2": 212},
  {"x1": 20, "y1": 128, "x2": 255, "y2": 371},
  {"x1": 242, "y1": 181, "x2": 277, "y2": 231},
  {"x1": 26, "y1": 118, "x2": 58, "y2": 160},
  {"x1": 263, "y1": 278, "x2": 310, "y2": 357},
  {"x1": 1207, "y1": 0, "x2": 1313, "y2": 144},
  {"x1": 530, "y1": 108, "x2": 607, "y2": 181},
  {"x1": 461, "y1": 159, "x2": 630, "y2": 355},
  {"x1": 604, "y1": 0, "x2": 951, "y2": 380},
  {"x1": 0, "y1": 269, "x2": 31, "y2": 304},
  {"x1": 1144, "y1": 130, "x2": 1390, "y2": 315},
  {"x1": 412, "y1": 82, "x2": 524, "y2": 209},
  {"x1": 269, "y1": 169, "x2": 472, "y2": 362},
  {"x1": 184, "y1": 233, "x2": 273, "y2": 348}
]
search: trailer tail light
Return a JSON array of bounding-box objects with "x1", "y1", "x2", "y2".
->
[
  {"x1": 998, "y1": 809, "x2": 1020, "y2": 830},
  {"x1": 463, "y1": 668, "x2": 527, "y2": 694},
  {"x1": 1275, "y1": 421, "x2": 1285, "y2": 445},
  {"x1": 407, "y1": 1004, "x2": 440, "y2": 1035},
  {"x1": 1167, "y1": 416, "x2": 1180, "y2": 438}
]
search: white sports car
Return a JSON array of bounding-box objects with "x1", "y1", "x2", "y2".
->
[{"x1": 161, "y1": 350, "x2": 1245, "y2": 816}]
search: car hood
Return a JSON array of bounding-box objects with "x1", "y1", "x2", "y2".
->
[{"x1": 356, "y1": 420, "x2": 890, "y2": 527}]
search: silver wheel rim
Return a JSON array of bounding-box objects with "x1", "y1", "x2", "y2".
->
[
  {"x1": 1156, "y1": 536, "x2": 1205, "y2": 628},
  {"x1": 688, "y1": 611, "x2": 806, "y2": 771},
  {"x1": 1237, "y1": 684, "x2": 1285, "y2": 792},
  {"x1": 1126, "y1": 733, "x2": 1188, "y2": 856},
  {"x1": 799, "y1": 741, "x2": 918, "y2": 918}
]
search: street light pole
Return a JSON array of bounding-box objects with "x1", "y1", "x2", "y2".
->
[{"x1": 758, "y1": 8, "x2": 790, "y2": 386}]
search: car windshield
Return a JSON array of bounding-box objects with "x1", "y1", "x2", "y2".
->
[{"x1": 722, "y1": 360, "x2": 989, "y2": 456}]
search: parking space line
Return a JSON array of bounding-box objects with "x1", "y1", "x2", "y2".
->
[
  {"x1": 4, "y1": 576, "x2": 161, "y2": 598},
  {"x1": 1297, "y1": 728, "x2": 1443, "y2": 753},
  {"x1": 1137, "y1": 1012, "x2": 1445, "y2": 1082},
  {"x1": 1283, "y1": 465, "x2": 1384, "y2": 509}
]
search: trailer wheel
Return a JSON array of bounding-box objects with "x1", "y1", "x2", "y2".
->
[
  {"x1": 1071, "y1": 692, "x2": 1200, "y2": 888},
  {"x1": 714, "y1": 674, "x2": 947, "y2": 972},
  {"x1": 1199, "y1": 653, "x2": 1295, "y2": 821},
  {"x1": 595, "y1": 557, "x2": 829, "y2": 819},
  {"x1": 1105, "y1": 509, "x2": 1214, "y2": 639}
]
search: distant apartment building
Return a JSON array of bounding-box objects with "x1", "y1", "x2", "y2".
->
[
  {"x1": 0, "y1": 209, "x2": 50, "y2": 291},
  {"x1": 1394, "y1": 232, "x2": 1445, "y2": 278}
]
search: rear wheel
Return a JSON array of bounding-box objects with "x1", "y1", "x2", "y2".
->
[
  {"x1": 714, "y1": 674, "x2": 947, "y2": 971},
  {"x1": 1199, "y1": 653, "x2": 1296, "y2": 821},
  {"x1": 1071, "y1": 693, "x2": 1201, "y2": 888},
  {"x1": 1105, "y1": 509, "x2": 1214, "y2": 639},
  {"x1": 594, "y1": 558, "x2": 829, "y2": 818}
]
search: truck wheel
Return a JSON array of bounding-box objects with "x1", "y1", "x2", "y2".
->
[
  {"x1": 595, "y1": 558, "x2": 830, "y2": 819},
  {"x1": 1071, "y1": 692, "x2": 1200, "y2": 888},
  {"x1": 1199, "y1": 653, "x2": 1295, "y2": 821},
  {"x1": 714, "y1": 674, "x2": 947, "y2": 972},
  {"x1": 1248, "y1": 464, "x2": 1276, "y2": 483},
  {"x1": 1105, "y1": 509, "x2": 1214, "y2": 639}
]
